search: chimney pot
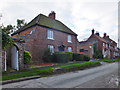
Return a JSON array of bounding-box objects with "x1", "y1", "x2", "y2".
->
[
  {"x1": 92, "y1": 29, "x2": 94, "y2": 35},
  {"x1": 48, "y1": 11, "x2": 56, "y2": 20},
  {"x1": 104, "y1": 33, "x2": 106, "y2": 37},
  {"x1": 95, "y1": 31, "x2": 99, "y2": 36}
]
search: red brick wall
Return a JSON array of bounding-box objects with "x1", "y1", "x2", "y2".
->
[{"x1": 13, "y1": 25, "x2": 78, "y2": 64}]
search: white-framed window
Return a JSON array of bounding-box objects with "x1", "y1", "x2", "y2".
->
[
  {"x1": 103, "y1": 43, "x2": 105, "y2": 46},
  {"x1": 47, "y1": 30, "x2": 54, "y2": 40},
  {"x1": 48, "y1": 45, "x2": 54, "y2": 54},
  {"x1": 68, "y1": 47, "x2": 72, "y2": 52},
  {"x1": 67, "y1": 35, "x2": 72, "y2": 43}
]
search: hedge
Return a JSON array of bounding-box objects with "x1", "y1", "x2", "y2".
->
[
  {"x1": 102, "y1": 59, "x2": 119, "y2": 63},
  {"x1": 53, "y1": 51, "x2": 73, "y2": 63},
  {"x1": 24, "y1": 50, "x2": 32, "y2": 64},
  {"x1": 73, "y1": 53, "x2": 90, "y2": 61}
]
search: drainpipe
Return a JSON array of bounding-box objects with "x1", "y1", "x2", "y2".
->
[
  {"x1": 16, "y1": 50, "x2": 19, "y2": 71},
  {"x1": 5, "y1": 51, "x2": 7, "y2": 71}
]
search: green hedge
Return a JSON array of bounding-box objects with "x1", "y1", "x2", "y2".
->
[
  {"x1": 42, "y1": 49, "x2": 53, "y2": 62},
  {"x1": 60, "y1": 61, "x2": 101, "y2": 70},
  {"x1": 102, "y1": 59, "x2": 119, "y2": 63},
  {"x1": 73, "y1": 53, "x2": 90, "y2": 61},
  {"x1": 24, "y1": 50, "x2": 32, "y2": 64},
  {"x1": 53, "y1": 51, "x2": 73, "y2": 63}
]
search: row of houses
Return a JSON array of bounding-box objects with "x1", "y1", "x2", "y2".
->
[
  {"x1": 80, "y1": 29, "x2": 120, "y2": 59},
  {"x1": 2, "y1": 11, "x2": 120, "y2": 71}
]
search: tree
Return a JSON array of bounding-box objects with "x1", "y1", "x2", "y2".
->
[
  {"x1": 16, "y1": 19, "x2": 27, "y2": 30},
  {"x1": 93, "y1": 43, "x2": 103, "y2": 59},
  {"x1": 1, "y1": 26, "x2": 13, "y2": 49}
]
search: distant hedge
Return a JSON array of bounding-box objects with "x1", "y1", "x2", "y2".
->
[
  {"x1": 73, "y1": 53, "x2": 90, "y2": 61},
  {"x1": 24, "y1": 50, "x2": 32, "y2": 64}
]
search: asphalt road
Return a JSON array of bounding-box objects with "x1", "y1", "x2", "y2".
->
[{"x1": 2, "y1": 62, "x2": 119, "y2": 88}]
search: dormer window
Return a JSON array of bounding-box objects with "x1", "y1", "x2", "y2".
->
[
  {"x1": 47, "y1": 30, "x2": 54, "y2": 40},
  {"x1": 68, "y1": 35, "x2": 72, "y2": 43}
]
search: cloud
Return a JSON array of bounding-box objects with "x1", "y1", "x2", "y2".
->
[{"x1": 0, "y1": 0, "x2": 118, "y2": 44}]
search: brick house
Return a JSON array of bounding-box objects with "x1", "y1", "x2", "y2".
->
[
  {"x1": 12, "y1": 11, "x2": 79, "y2": 64},
  {"x1": 103, "y1": 33, "x2": 119, "y2": 58},
  {"x1": 79, "y1": 29, "x2": 119, "y2": 59}
]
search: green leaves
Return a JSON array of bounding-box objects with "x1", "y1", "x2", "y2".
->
[
  {"x1": 1, "y1": 27, "x2": 14, "y2": 49},
  {"x1": 24, "y1": 50, "x2": 32, "y2": 64}
]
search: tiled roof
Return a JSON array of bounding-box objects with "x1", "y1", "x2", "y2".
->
[
  {"x1": 12, "y1": 14, "x2": 77, "y2": 36},
  {"x1": 94, "y1": 34, "x2": 107, "y2": 43}
]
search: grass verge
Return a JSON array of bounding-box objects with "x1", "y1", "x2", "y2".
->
[
  {"x1": 2, "y1": 61, "x2": 101, "y2": 81},
  {"x1": 102, "y1": 59, "x2": 119, "y2": 63}
]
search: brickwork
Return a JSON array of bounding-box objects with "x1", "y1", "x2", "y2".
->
[{"x1": 13, "y1": 25, "x2": 79, "y2": 64}]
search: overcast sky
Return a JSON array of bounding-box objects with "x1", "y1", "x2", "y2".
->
[{"x1": 0, "y1": 0, "x2": 119, "y2": 44}]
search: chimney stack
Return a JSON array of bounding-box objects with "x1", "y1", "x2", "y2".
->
[
  {"x1": 104, "y1": 33, "x2": 106, "y2": 38},
  {"x1": 107, "y1": 36, "x2": 109, "y2": 38},
  {"x1": 48, "y1": 11, "x2": 56, "y2": 20},
  {"x1": 95, "y1": 31, "x2": 99, "y2": 36},
  {"x1": 92, "y1": 29, "x2": 95, "y2": 35}
]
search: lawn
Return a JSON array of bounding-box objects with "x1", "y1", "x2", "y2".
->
[{"x1": 2, "y1": 61, "x2": 101, "y2": 81}]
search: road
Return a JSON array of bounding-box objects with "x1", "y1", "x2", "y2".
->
[{"x1": 2, "y1": 62, "x2": 119, "y2": 88}]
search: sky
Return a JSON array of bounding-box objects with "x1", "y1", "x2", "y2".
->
[{"x1": 0, "y1": 0, "x2": 119, "y2": 45}]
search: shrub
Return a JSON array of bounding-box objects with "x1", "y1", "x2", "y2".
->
[
  {"x1": 53, "y1": 51, "x2": 73, "y2": 63},
  {"x1": 73, "y1": 53, "x2": 90, "y2": 61},
  {"x1": 60, "y1": 61, "x2": 101, "y2": 70},
  {"x1": 83, "y1": 55, "x2": 90, "y2": 61},
  {"x1": 55, "y1": 51, "x2": 73, "y2": 61},
  {"x1": 42, "y1": 49, "x2": 53, "y2": 62},
  {"x1": 102, "y1": 59, "x2": 119, "y2": 63},
  {"x1": 24, "y1": 50, "x2": 32, "y2": 64}
]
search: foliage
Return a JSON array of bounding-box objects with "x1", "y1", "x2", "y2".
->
[
  {"x1": 60, "y1": 61, "x2": 101, "y2": 70},
  {"x1": 93, "y1": 43, "x2": 103, "y2": 59},
  {"x1": 42, "y1": 48, "x2": 53, "y2": 62},
  {"x1": 83, "y1": 54, "x2": 91, "y2": 61},
  {"x1": 24, "y1": 50, "x2": 32, "y2": 64},
  {"x1": 55, "y1": 51, "x2": 73, "y2": 61},
  {"x1": 1, "y1": 26, "x2": 14, "y2": 49},
  {"x1": 16, "y1": 19, "x2": 27, "y2": 30},
  {"x1": 73, "y1": 53, "x2": 90, "y2": 61},
  {"x1": 53, "y1": 51, "x2": 73, "y2": 63},
  {"x1": 54, "y1": 53, "x2": 69, "y2": 63},
  {"x1": 102, "y1": 59, "x2": 119, "y2": 63}
]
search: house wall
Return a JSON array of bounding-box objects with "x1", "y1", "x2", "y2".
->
[{"x1": 13, "y1": 25, "x2": 78, "y2": 64}]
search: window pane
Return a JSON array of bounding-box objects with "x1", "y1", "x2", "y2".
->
[{"x1": 68, "y1": 47, "x2": 72, "y2": 52}]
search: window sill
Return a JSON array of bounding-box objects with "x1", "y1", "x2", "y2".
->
[
  {"x1": 68, "y1": 41, "x2": 72, "y2": 43},
  {"x1": 47, "y1": 38, "x2": 55, "y2": 40}
]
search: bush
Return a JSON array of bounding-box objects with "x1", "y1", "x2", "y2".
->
[
  {"x1": 55, "y1": 51, "x2": 73, "y2": 61},
  {"x1": 60, "y1": 61, "x2": 101, "y2": 70},
  {"x1": 42, "y1": 49, "x2": 53, "y2": 62},
  {"x1": 24, "y1": 50, "x2": 32, "y2": 64},
  {"x1": 53, "y1": 51, "x2": 73, "y2": 63},
  {"x1": 73, "y1": 53, "x2": 90, "y2": 61},
  {"x1": 102, "y1": 59, "x2": 119, "y2": 63},
  {"x1": 83, "y1": 55, "x2": 90, "y2": 61}
]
